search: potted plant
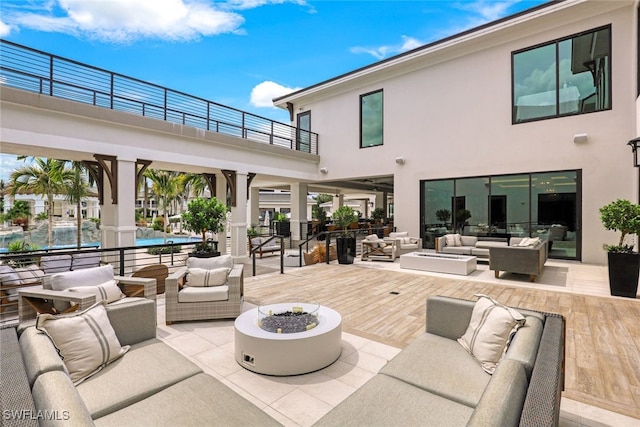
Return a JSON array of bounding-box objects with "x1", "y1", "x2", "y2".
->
[
  {"x1": 332, "y1": 206, "x2": 358, "y2": 264},
  {"x1": 182, "y1": 197, "x2": 228, "y2": 258},
  {"x1": 599, "y1": 199, "x2": 640, "y2": 298},
  {"x1": 273, "y1": 212, "x2": 290, "y2": 237},
  {"x1": 436, "y1": 209, "x2": 451, "y2": 227}
]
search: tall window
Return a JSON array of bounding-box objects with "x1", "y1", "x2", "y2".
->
[
  {"x1": 513, "y1": 25, "x2": 611, "y2": 123},
  {"x1": 296, "y1": 111, "x2": 311, "y2": 153},
  {"x1": 360, "y1": 90, "x2": 383, "y2": 148}
]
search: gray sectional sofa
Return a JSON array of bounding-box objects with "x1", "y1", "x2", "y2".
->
[
  {"x1": 490, "y1": 237, "x2": 549, "y2": 282},
  {"x1": 315, "y1": 295, "x2": 565, "y2": 427},
  {"x1": 436, "y1": 234, "x2": 508, "y2": 259},
  {"x1": 1, "y1": 298, "x2": 280, "y2": 427}
]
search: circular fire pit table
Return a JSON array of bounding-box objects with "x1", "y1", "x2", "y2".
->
[{"x1": 234, "y1": 302, "x2": 342, "y2": 376}]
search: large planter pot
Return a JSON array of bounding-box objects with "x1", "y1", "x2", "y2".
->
[
  {"x1": 275, "y1": 221, "x2": 291, "y2": 237},
  {"x1": 189, "y1": 251, "x2": 220, "y2": 258},
  {"x1": 336, "y1": 236, "x2": 356, "y2": 264},
  {"x1": 607, "y1": 252, "x2": 640, "y2": 298}
]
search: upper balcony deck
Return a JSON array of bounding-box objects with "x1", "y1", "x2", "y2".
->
[{"x1": 0, "y1": 39, "x2": 318, "y2": 155}]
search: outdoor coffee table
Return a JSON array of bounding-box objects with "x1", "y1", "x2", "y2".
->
[
  {"x1": 399, "y1": 252, "x2": 477, "y2": 275},
  {"x1": 234, "y1": 302, "x2": 342, "y2": 376}
]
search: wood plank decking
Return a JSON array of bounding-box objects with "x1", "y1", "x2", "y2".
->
[{"x1": 243, "y1": 263, "x2": 640, "y2": 421}]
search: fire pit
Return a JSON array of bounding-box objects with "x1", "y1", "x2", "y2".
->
[{"x1": 234, "y1": 303, "x2": 342, "y2": 376}]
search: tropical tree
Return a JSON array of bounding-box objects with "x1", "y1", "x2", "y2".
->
[
  {"x1": 144, "y1": 169, "x2": 181, "y2": 243},
  {"x1": 9, "y1": 158, "x2": 73, "y2": 248},
  {"x1": 64, "y1": 161, "x2": 93, "y2": 248}
]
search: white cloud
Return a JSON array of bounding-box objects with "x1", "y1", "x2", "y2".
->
[
  {"x1": 350, "y1": 35, "x2": 423, "y2": 60},
  {"x1": 250, "y1": 81, "x2": 300, "y2": 108},
  {"x1": 455, "y1": 0, "x2": 518, "y2": 22},
  {"x1": 0, "y1": 20, "x2": 11, "y2": 37},
  {"x1": 5, "y1": 0, "x2": 246, "y2": 42}
]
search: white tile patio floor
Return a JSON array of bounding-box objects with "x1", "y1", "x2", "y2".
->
[{"x1": 157, "y1": 255, "x2": 640, "y2": 427}]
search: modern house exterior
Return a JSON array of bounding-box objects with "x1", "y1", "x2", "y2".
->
[{"x1": 275, "y1": 0, "x2": 639, "y2": 265}]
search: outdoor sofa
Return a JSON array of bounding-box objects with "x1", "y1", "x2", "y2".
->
[
  {"x1": 1, "y1": 298, "x2": 280, "y2": 427},
  {"x1": 490, "y1": 237, "x2": 548, "y2": 282},
  {"x1": 436, "y1": 234, "x2": 508, "y2": 259},
  {"x1": 315, "y1": 295, "x2": 565, "y2": 427}
]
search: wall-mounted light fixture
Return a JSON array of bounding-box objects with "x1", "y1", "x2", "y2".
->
[
  {"x1": 628, "y1": 137, "x2": 640, "y2": 167},
  {"x1": 320, "y1": 167, "x2": 328, "y2": 174},
  {"x1": 573, "y1": 133, "x2": 588, "y2": 144},
  {"x1": 395, "y1": 157, "x2": 406, "y2": 165}
]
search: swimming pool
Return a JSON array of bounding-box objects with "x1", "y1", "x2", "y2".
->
[{"x1": 0, "y1": 236, "x2": 202, "y2": 252}]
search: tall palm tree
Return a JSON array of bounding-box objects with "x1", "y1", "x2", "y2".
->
[
  {"x1": 9, "y1": 158, "x2": 73, "y2": 248},
  {"x1": 64, "y1": 161, "x2": 92, "y2": 248},
  {"x1": 144, "y1": 169, "x2": 181, "y2": 243}
]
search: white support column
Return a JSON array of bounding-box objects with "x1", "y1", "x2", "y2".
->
[
  {"x1": 216, "y1": 173, "x2": 228, "y2": 255},
  {"x1": 290, "y1": 182, "x2": 308, "y2": 241},
  {"x1": 249, "y1": 187, "x2": 260, "y2": 228},
  {"x1": 374, "y1": 192, "x2": 387, "y2": 218},
  {"x1": 332, "y1": 194, "x2": 344, "y2": 212},
  {"x1": 101, "y1": 158, "x2": 137, "y2": 249},
  {"x1": 230, "y1": 172, "x2": 248, "y2": 261}
]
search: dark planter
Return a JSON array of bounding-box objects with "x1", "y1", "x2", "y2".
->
[
  {"x1": 336, "y1": 236, "x2": 356, "y2": 264},
  {"x1": 275, "y1": 221, "x2": 291, "y2": 237},
  {"x1": 607, "y1": 252, "x2": 640, "y2": 298},
  {"x1": 189, "y1": 251, "x2": 220, "y2": 258}
]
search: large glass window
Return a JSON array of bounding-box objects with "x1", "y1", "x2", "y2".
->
[
  {"x1": 421, "y1": 171, "x2": 580, "y2": 260},
  {"x1": 296, "y1": 111, "x2": 311, "y2": 153},
  {"x1": 360, "y1": 90, "x2": 383, "y2": 148},
  {"x1": 513, "y1": 26, "x2": 611, "y2": 123}
]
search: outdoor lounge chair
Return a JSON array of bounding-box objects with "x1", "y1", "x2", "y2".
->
[
  {"x1": 361, "y1": 234, "x2": 397, "y2": 262},
  {"x1": 164, "y1": 255, "x2": 244, "y2": 324}
]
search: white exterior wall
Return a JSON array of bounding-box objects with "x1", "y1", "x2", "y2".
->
[{"x1": 283, "y1": 1, "x2": 637, "y2": 264}]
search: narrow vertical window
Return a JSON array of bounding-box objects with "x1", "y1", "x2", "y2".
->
[
  {"x1": 296, "y1": 111, "x2": 311, "y2": 153},
  {"x1": 360, "y1": 90, "x2": 383, "y2": 148}
]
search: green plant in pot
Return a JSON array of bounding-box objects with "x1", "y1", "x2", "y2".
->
[
  {"x1": 332, "y1": 206, "x2": 358, "y2": 264},
  {"x1": 182, "y1": 197, "x2": 228, "y2": 258},
  {"x1": 599, "y1": 199, "x2": 640, "y2": 298},
  {"x1": 273, "y1": 212, "x2": 290, "y2": 237}
]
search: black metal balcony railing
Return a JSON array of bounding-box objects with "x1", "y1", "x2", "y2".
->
[{"x1": 0, "y1": 39, "x2": 318, "y2": 154}]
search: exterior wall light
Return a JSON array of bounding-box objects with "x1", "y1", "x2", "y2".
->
[
  {"x1": 573, "y1": 133, "x2": 588, "y2": 144},
  {"x1": 320, "y1": 167, "x2": 328, "y2": 174},
  {"x1": 628, "y1": 137, "x2": 640, "y2": 167},
  {"x1": 395, "y1": 157, "x2": 405, "y2": 165}
]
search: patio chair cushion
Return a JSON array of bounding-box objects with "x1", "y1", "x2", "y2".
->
[
  {"x1": 50, "y1": 264, "x2": 115, "y2": 291},
  {"x1": 457, "y1": 295, "x2": 525, "y2": 374},
  {"x1": 363, "y1": 234, "x2": 386, "y2": 248},
  {"x1": 178, "y1": 286, "x2": 229, "y2": 303},
  {"x1": 187, "y1": 254, "x2": 234, "y2": 270},
  {"x1": 15, "y1": 264, "x2": 46, "y2": 284},
  {"x1": 186, "y1": 267, "x2": 228, "y2": 287},
  {"x1": 36, "y1": 302, "x2": 130, "y2": 385},
  {"x1": 445, "y1": 234, "x2": 463, "y2": 247},
  {"x1": 40, "y1": 254, "x2": 73, "y2": 274},
  {"x1": 0, "y1": 264, "x2": 23, "y2": 286},
  {"x1": 66, "y1": 280, "x2": 125, "y2": 304}
]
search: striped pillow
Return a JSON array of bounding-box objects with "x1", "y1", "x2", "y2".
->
[
  {"x1": 457, "y1": 294, "x2": 526, "y2": 374},
  {"x1": 186, "y1": 267, "x2": 229, "y2": 287},
  {"x1": 36, "y1": 302, "x2": 130, "y2": 384},
  {"x1": 66, "y1": 280, "x2": 124, "y2": 304}
]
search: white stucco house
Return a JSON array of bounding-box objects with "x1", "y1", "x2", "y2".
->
[{"x1": 274, "y1": 0, "x2": 639, "y2": 264}]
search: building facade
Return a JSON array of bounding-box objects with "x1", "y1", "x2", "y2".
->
[{"x1": 275, "y1": 0, "x2": 639, "y2": 264}]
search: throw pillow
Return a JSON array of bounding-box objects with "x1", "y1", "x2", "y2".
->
[
  {"x1": 458, "y1": 294, "x2": 526, "y2": 374},
  {"x1": 50, "y1": 264, "x2": 115, "y2": 291},
  {"x1": 444, "y1": 234, "x2": 457, "y2": 247},
  {"x1": 518, "y1": 237, "x2": 541, "y2": 247},
  {"x1": 187, "y1": 254, "x2": 234, "y2": 270},
  {"x1": 15, "y1": 264, "x2": 45, "y2": 284},
  {"x1": 0, "y1": 265, "x2": 23, "y2": 286},
  {"x1": 36, "y1": 302, "x2": 130, "y2": 385},
  {"x1": 66, "y1": 280, "x2": 125, "y2": 304},
  {"x1": 453, "y1": 233, "x2": 463, "y2": 246},
  {"x1": 187, "y1": 267, "x2": 229, "y2": 287}
]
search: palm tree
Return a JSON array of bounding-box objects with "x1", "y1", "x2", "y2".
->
[
  {"x1": 144, "y1": 169, "x2": 181, "y2": 243},
  {"x1": 64, "y1": 162, "x2": 92, "y2": 248},
  {"x1": 9, "y1": 158, "x2": 73, "y2": 248}
]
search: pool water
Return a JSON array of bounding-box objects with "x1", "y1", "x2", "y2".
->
[{"x1": 0, "y1": 236, "x2": 202, "y2": 252}]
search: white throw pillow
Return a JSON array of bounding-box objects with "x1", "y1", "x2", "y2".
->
[
  {"x1": 50, "y1": 264, "x2": 115, "y2": 291},
  {"x1": 187, "y1": 254, "x2": 233, "y2": 270},
  {"x1": 444, "y1": 234, "x2": 457, "y2": 247},
  {"x1": 15, "y1": 264, "x2": 45, "y2": 284},
  {"x1": 458, "y1": 294, "x2": 526, "y2": 374},
  {"x1": 36, "y1": 302, "x2": 130, "y2": 385},
  {"x1": 187, "y1": 267, "x2": 229, "y2": 287},
  {"x1": 454, "y1": 234, "x2": 463, "y2": 246},
  {"x1": 0, "y1": 265, "x2": 23, "y2": 286},
  {"x1": 66, "y1": 280, "x2": 125, "y2": 304},
  {"x1": 518, "y1": 237, "x2": 541, "y2": 247}
]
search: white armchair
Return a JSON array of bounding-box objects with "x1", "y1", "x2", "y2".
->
[
  {"x1": 384, "y1": 231, "x2": 422, "y2": 256},
  {"x1": 165, "y1": 255, "x2": 243, "y2": 324}
]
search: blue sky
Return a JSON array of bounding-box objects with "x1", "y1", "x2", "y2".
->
[{"x1": 0, "y1": 0, "x2": 548, "y2": 181}]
